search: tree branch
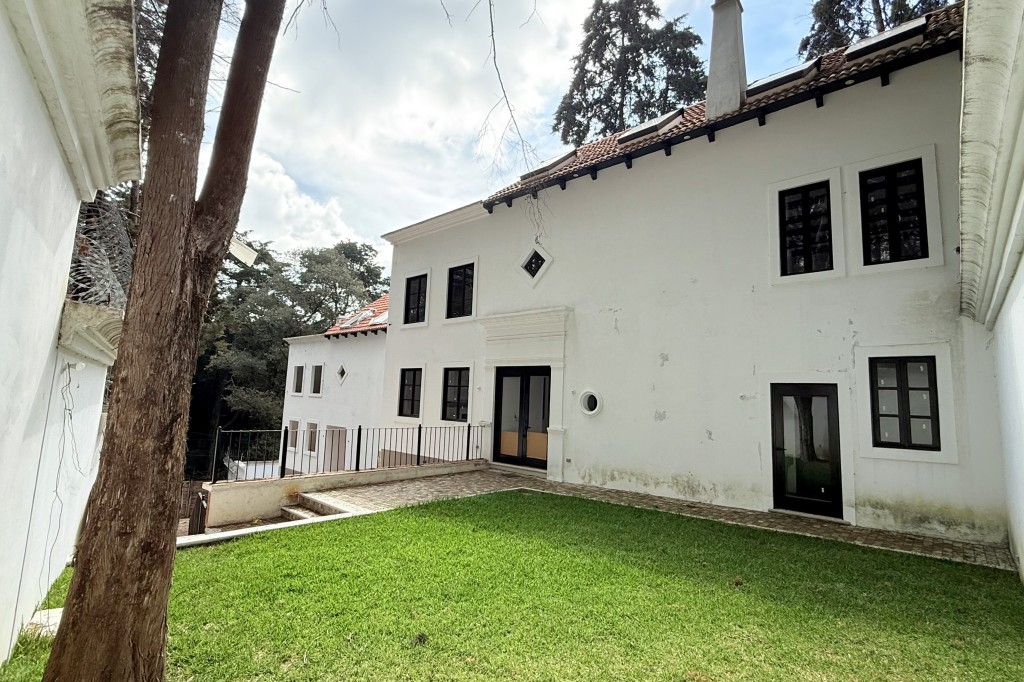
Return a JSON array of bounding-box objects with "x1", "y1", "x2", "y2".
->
[{"x1": 195, "y1": 0, "x2": 288, "y2": 250}]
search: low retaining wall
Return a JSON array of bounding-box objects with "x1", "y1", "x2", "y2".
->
[{"x1": 202, "y1": 459, "x2": 488, "y2": 526}]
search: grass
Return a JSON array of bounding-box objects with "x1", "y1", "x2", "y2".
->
[{"x1": 2, "y1": 490, "x2": 1023, "y2": 681}]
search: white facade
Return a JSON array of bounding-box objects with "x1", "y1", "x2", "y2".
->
[
  {"x1": 0, "y1": 0, "x2": 138, "y2": 660},
  {"x1": 281, "y1": 332, "x2": 386, "y2": 472},
  {"x1": 959, "y1": 0, "x2": 1024, "y2": 580},
  {"x1": 382, "y1": 47, "x2": 1009, "y2": 545}
]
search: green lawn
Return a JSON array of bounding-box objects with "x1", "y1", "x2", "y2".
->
[{"x1": 3, "y1": 490, "x2": 1023, "y2": 681}]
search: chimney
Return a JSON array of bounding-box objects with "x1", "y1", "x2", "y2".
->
[{"x1": 706, "y1": 0, "x2": 747, "y2": 120}]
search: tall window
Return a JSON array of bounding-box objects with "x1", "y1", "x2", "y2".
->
[
  {"x1": 860, "y1": 158, "x2": 928, "y2": 265},
  {"x1": 305, "y1": 421, "x2": 319, "y2": 453},
  {"x1": 442, "y1": 368, "x2": 470, "y2": 422},
  {"x1": 869, "y1": 357, "x2": 940, "y2": 450},
  {"x1": 404, "y1": 274, "x2": 427, "y2": 324},
  {"x1": 310, "y1": 365, "x2": 323, "y2": 395},
  {"x1": 446, "y1": 264, "x2": 474, "y2": 318},
  {"x1": 779, "y1": 181, "x2": 833, "y2": 276},
  {"x1": 398, "y1": 368, "x2": 422, "y2": 418},
  {"x1": 292, "y1": 365, "x2": 304, "y2": 394},
  {"x1": 287, "y1": 420, "x2": 299, "y2": 450}
]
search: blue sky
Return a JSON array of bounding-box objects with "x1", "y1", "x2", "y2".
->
[{"x1": 217, "y1": 0, "x2": 814, "y2": 266}]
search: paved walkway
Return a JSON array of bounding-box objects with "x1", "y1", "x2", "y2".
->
[{"x1": 316, "y1": 468, "x2": 1016, "y2": 571}]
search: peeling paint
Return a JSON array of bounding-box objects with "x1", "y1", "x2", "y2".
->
[
  {"x1": 658, "y1": 352, "x2": 670, "y2": 366},
  {"x1": 654, "y1": 410, "x2": 667, "y2": 422},
  {"x1": 705, "y1": 429, "x2": 714, "y2": 441}
]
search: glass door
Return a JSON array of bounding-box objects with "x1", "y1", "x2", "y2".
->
[
  {"x1": 770, "y1": 383, "x2": 843, "y2": 518},
  {"x1": 494, "y1": 367, "x2": 550, "y2": 469}
]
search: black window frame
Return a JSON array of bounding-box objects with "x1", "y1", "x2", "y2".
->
[
  {"x1": 868, "y1": 356, "x2": 940, "y2": 451},
  {"x1": 523, "y1": 250, "x2": 546, "y2": 278},
  {"x1": 398, "y1": 368, "x2": 423, "y2": 418},
  {"x1": 778, "y1": 180, "x2": 834, "y2": 276},
  {"x1": 441, "y1": 367, "x2": 470, "y2": 422},
  {"x1": 446, "y1": 263, "x2": 474, "y2": 319},
  {"x1": 404, "y1": 274, "x2": 428, "y2": 324},
  {"x1": 859, "y1": 158, "x2": 929, "y2": 266},
  {"x1": 292, "y1": 365, "x2": 304, "y2": 394}
]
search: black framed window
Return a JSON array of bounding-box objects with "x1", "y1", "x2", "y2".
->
[
  {"x1": 779, "y1": 180, "x2": 833, "y2": 276},
  {"x1": 869, "y1": 357, "x2": 940, "y2": 450},
  {"x1": 446, "y1": 264, "x2": 474, "y2": 318},
  {"x1": 398, "y1": 368, "x2": 422, "y2": 418},
  {"x1": 860, "y1": 158, "x2": 928, "y2": 265},
  {"x1": 442, "y1": 367, "x2": 470, "y2": 422},
  {"x1": 292, "y1": 365, "x2": 304, "y2": 393},
  {"x1": 404, "y1": 274, "x2": 427, "y2": 324},
  {"x1": 523, "y1": 250, "x2": 546, "y2": 278},
  {"x1": 310, "y1": 365, "x2": 323, "y2": 395}
]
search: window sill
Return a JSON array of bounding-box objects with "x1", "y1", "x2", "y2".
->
[
  {"x1": 770, "y1": 267, "x2": 846, "y2": 287},
  {"x1": 394, "y1": 415, "x2": 422, "y2": 425},
  {"x1": 442, "y1": 314, "x2": 476, "y2": 326},
  {"x1": 399, "y1": 321, "x2": 429, "y2": 330},
  {"x1": 860, "y1": 445, "x2": 957, "y2": 465}
]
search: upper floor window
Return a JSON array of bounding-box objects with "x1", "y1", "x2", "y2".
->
[
  {"x1": 310, "y1": 365, "x2": 323, "y2": 395},
  {"x1": 398, "y1": 368, "x2": 422, "y2": 418},
  {"x1": 291, "y1": 365, "x2": 304, "y2": 394},
  {"x1": 404, "y1": 274, "x2": 427, "y2": 324},
  {"x1": 860, "y1": 158, "x2": 928, "y2": 265},
  {"x1": 446, "y1": 264, "x2": 474, "y2": 319},
  {"x1": 869, "y1": 356, "x2": 940, "y2": 451},
  {"x1": 442, "y1": 367, "x2": 470, "y2": 422},
  {"x1": 778, "y1": 180, "x2": 833, "y2": 276}
]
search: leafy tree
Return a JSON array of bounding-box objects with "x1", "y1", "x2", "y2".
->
[
  {"x1": 552, "y1": 0, "x2": 705, "y2": 147},
  {"x1": 799, "y1": 0, "x2": 950, "y2": 60}
]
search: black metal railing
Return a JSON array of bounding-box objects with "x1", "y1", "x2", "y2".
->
[{"x1": 211, "y1": 424, "x2": 486, "y2": 483}]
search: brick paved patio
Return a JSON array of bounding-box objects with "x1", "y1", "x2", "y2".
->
[{"x1": 314, "y1": 467, "x2": 1016, "y2": 571}]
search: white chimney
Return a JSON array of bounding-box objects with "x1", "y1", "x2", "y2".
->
[{"x1": 706, "y1": 0, "x2": 747, "y2": 120}]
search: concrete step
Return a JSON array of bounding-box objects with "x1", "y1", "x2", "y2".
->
[
  {"x1": 280, "y1": 505, "x2": 320, "y2": 521},
  {"x1": 296, "y1": 491, "x2": 363, "y2": 516}
]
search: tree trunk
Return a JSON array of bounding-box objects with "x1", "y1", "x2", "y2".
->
[
  {"x1": 794, "y1": 396, "x2": 819, "y2": 462},
  {"x1": 42, "y1": 0, "x2": 286, "y2": 679},
  {"x1": 871, "y1": 0, "x2": 886, "y2": 32}
]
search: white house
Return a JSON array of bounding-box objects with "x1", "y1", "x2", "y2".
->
[
  {"x1": 0, "y1": 0, "x2": 139, "y2": 661},
  {"x1": 380, "y1": 3, "x2": 1014, "y2": 546},
  {"x1": 280, "y1": 294, "x2": 388, "y2": 473}
]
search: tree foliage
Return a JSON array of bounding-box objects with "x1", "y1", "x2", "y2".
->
[
  {"x1": 190, "y1": 239, "x2": 387, "y2": 433},
  {"x1": 798, "y1": 0, "x2": 950, "y2": 60},
  {"x1": 552, "y1": 0, "x2": 705, "y2": 147}
]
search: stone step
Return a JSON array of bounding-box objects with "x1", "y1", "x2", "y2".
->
[
  {"x1": 280, "y1": 505, "x2": 320, "y2": 521},
  {"x1": 296, "y1": 491, "x2": 361, "y2": 516}
]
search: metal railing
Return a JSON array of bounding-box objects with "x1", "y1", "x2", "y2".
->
[{"x1": 211, "y1": 424, "x2": 486, "y2": 483}]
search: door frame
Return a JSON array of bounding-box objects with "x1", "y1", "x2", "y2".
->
[
  {"x1": 770, "y1": 383, "x2": 843, "y2": 519},
  {"x1": 493, "y1": 366, "x2": 551, "y2": 469}
]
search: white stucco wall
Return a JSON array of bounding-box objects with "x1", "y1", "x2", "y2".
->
[
  {"x1": 280, "y1": 334, "x2": 386, "y2": 473},
  {"x1": 384, "y1": 52, "x2": 1007, "y2": 544},
  {"x1": 0, "y1": 12, "x2": 108, "y2": 659},
  {"x1": 994, "y1": 248, "x2": 1024, "y2": 578}
]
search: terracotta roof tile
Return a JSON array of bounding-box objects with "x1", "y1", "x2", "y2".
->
[
  {"x1": 323, "y1": 293, "x2": 389, "y2": 337},
  {"x1": 486, "y1": 2, "x2": 963, "y2": 205}
]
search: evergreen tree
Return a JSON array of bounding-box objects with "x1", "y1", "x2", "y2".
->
[
  {"x1": 553, "y1": 0, "x2": 705, "y2": 147},
  {"x1": 799, "y1": 0, "x2": 950, "y2": 60}
]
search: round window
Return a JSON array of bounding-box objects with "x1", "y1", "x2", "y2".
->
[{"x1": 580, "y1": 391, "x2": 601, "y2": 416}]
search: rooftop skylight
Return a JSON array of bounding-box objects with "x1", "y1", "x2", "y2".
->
[
  {"x1": 617, "y1": 108, "x2": 683, "y2": 145},
  {"x1": 845, "y1": 16, "x2": 928, "y2": 61},
  {"x1": 520, "y1": 149, "x2": 576, "y2": 182},
  {"x1": 746, "y1": 60, "x2": 819, "y2": 98}
]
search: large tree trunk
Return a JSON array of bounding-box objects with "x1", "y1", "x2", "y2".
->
[
  {"x1": 42, "y1": 0, "x2": 286, "y2": 679},
  {"x1": 871, "y1": 0, "x2": 887, "y2": 33}
]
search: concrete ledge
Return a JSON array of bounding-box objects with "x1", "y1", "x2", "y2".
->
[{"x1": 203, "y1": 459, "x2": 487, "y2": 526}]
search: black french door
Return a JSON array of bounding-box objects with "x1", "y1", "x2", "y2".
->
[
  {"x1": 770, "y1": 383, "x2": 843, "y2": 519},
  {"x1": 493, "y1": 367, "x2": 550, "y2": 469}
]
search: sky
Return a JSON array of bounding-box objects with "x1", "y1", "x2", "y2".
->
[{"x1": 206, "y1": 0, "x2": 814, "y2": 269}]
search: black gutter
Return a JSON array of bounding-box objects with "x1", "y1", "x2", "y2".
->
[{"x1": 482, "y1": 37, "x2": 961, "y2": 213}]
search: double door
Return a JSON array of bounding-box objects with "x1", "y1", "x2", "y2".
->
[{"x1": 494, "y1": 367, "x2": 550, "y2": 469}]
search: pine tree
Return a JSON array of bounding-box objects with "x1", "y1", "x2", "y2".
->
[
  {"x1": 799, "y1": 0, "x2": 950, "y2": 60},
  {"x1": 552, "y1": 0, "x2": 705, "y2": 148}
]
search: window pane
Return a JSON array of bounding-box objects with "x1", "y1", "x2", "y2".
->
[
  {"x1": 907, "y1": 361, "x2": 930, "y2": 388},
  {"x1": 877, "y1": 389, "x2": 899, "y2": 415},
  {"x1": 908, "y1": 389, "x2": 931, "y2": 417},
  {"x1": 860, "y1": 159, "x2": 927, "y2": 266},
  {"x1": 910, "y1": 418, "x2": 934, "y2": 446},
  {"x1": 875, "y1": 363, "x2": 898, "y2": 387},
  {"x1": 878, "y1": 416, "x2": 901, "y2": 443},
  {"x1": 779, "y1": 181, "x2": 832, "y2": 276}
]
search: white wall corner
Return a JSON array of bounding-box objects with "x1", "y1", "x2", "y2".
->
[
  {"x1": 58, "y1": 300, "x2": 123, "y2": 366},
  {"x1": 706, "y1": 0, "x2": 747, "y2": 121},
  {"x1": 2, "y1": 0, "x2": 141, "y2": 199}
]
